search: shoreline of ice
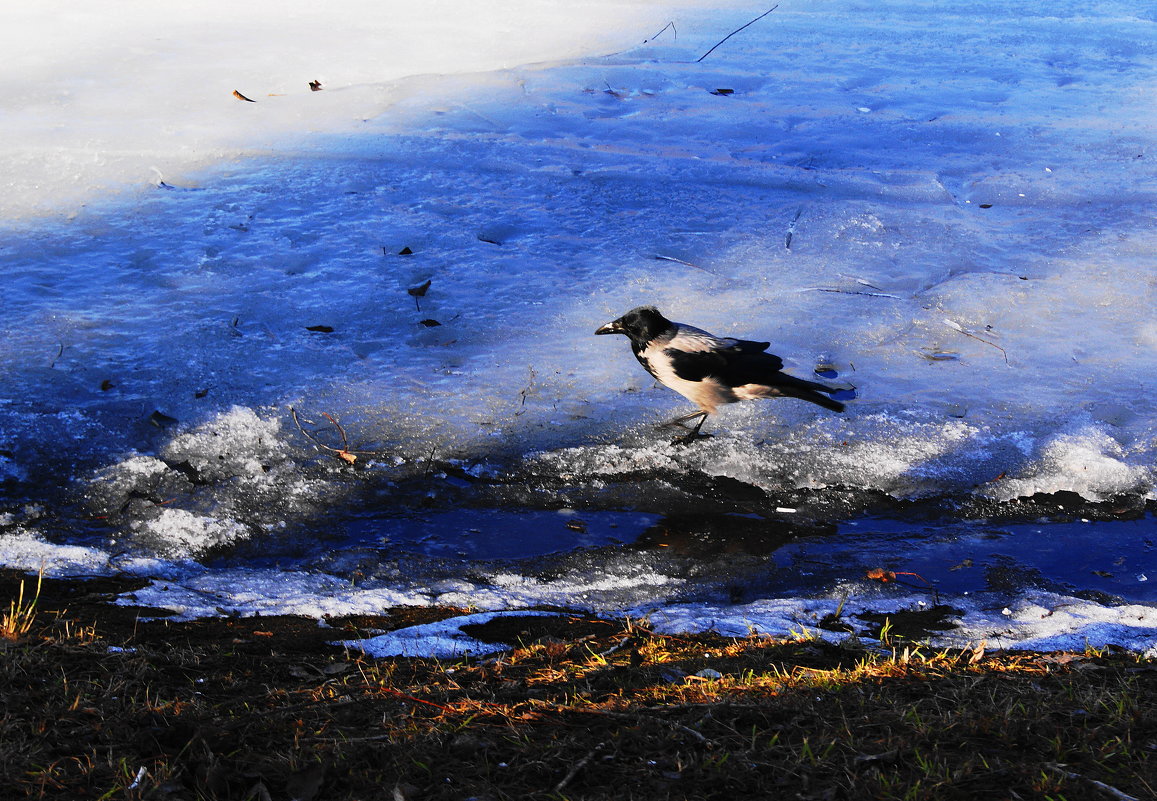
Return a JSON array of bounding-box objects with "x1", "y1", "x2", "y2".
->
[{"x1": 3, "y1": 519, "x2": 1155, "y2": 657}]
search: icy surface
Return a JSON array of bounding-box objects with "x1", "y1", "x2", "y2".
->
[{"x1": 2, "y1": 0, "x2": 1156, "y2": 652}]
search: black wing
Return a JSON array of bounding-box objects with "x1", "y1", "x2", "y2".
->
[
  {"x1": 666, "y1": 345, "x2": 785, "y2": 383},
  {"x1": 727, "y1": 338, "x2": 774, "y2": 355},
  {"x1": 665, "y1": 348, "x2": 728, "y2": 382}
]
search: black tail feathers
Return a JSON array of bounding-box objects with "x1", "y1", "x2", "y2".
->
[
  {"x1": 772, "y1": 374, "x2": 847, "y2": 413},
  {"x1": 793, "y1": 390, "x2": 845, "y2": 413}
]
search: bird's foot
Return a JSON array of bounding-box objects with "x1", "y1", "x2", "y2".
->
[
  {"x1": 657, "y1": 411, "x2": 710, "y2": 444},
  {"x1": 673, "y1": 430, "x2": 713, "y2": 446}
]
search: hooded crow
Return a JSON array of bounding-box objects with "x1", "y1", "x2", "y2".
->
[{"x1": 595, "y1": 305, "x2": 846, "y2": 440}]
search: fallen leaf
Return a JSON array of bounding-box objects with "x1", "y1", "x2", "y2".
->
[
  {"x1": 419, "y1": 319, "x2": 441, "y2": 327},
  {"x1": 407, "y1": 279, "x2": 431, "y2": 297},
  {"x1": 918, "y1": 348, "x2": 960, "y2": 361},
  {"x1": 308, "y1": 80, "x2": 323, "y2": 92},
  {"x1": 397, "y1": 246, "x2": 414, "y2": 255},
  {"x1": 710, "y1": 88, "x2": 734, "y2": 95},
  {"x1": 306, "y1": 325, "x2": 335, "y2": 333},
  {"x1": 1039, "y1": 653, "x2": 1088, "y2": 666},
  {"x1": 232, "y1": 89, "x2": 256, "y2": 103},
  {"x1": 148, "y1": 410, "x2": 179, "y2": 428},
  {"x1": 100, "y1": 379, "x2": 115, "y2": 391}
]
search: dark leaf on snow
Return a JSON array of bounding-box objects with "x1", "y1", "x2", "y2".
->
[
  {"x1": 306, "y1": 325, "x2": 335, "y2": 333},
  {"x1": 419, "y1": 319, "x2": 441, "y2": 327},
  {"x1": 407, "y1": 279, "x2": 432, "y2": 297},
  {"x1": 148, "y1": 410, "x2": 179, "y2": 428}
]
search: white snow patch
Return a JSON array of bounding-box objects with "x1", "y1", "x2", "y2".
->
[
  {"x1": 129, "y1": 509, "x2": 252, "y2": 558},
  {"x1": 646, "y1": 591, "x2": 1157, "y2": 655},
  {"x1": 986, "y1": 426, "x2": 1153, "y2": 502},
  {"x1": 0, "y1": 529, "x2": 113, "y2": 577},
  {"x1": 337, "y1": 611, "x2": 566, "y2": 659},
  {"x1": 1, "y1": 0, "x2": 727, "y2": 219}
]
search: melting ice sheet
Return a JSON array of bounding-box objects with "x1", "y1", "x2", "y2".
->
[{"x1": 2, "y1": 0, "x2": 1157, "y2": 653}]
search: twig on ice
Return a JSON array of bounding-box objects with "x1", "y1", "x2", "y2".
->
[
  {"x1": 785, "y1": 207, "x2": 803, "y2": 249},
  {"x1": 644, "y1": 21, "x2": 677, "y2": 43},
  {"x1": 802, "y1": 287, "x2": 901, "y2": 299},
  {"x1": 943, "y1": 318, "x2": 1009, "y2": 365},
  {"x1": 696, "y1": 5, "x2": 779, "y2": 63},
  {"x1": 290, "y1": 407, "x2": 378, "y2": 465},
  {"x1": 654, "y1": 254, "x2": 710, "y2": 272}
]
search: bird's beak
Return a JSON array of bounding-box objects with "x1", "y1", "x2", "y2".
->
[{"x1": 594, "y1": 319, "x2": 622, "y2": 336}]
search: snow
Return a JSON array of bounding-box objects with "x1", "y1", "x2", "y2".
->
[
  {"x1": 107, "y1": 558, "x2": 1157, "y2": 656},
  {"x1": 1, "y1": 0, "x2": 712, "y2": 219},
  {"x1": 1, "y1": 0, "x2": 1156, "y2": 654},
  {"x1": 647, "y1": 591, "x2": 1157, "y2": 655},
  {"x1": 337, "y1": 611, "x2": 567, "y2": 658}
]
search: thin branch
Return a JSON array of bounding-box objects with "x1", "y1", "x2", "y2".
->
[
  {"x1": 943, "y1": 319, "x2": 1009, "y2": 365},
  {"x1": 321, "y1": 412, "x2": 350, "y2": 451},
  {"x1": 785, "y1": 207, "x2": 803, "y2": 249},
  {"x1": 804, "y1": 287, "x2": 902, "y2": 299},
  {"x1": 1044, "y1": 763, "x2": 1140, "y2": 801},
  {"x1": 654, "y1": 254, "x2": 710, "y2": 272},
  {"x1": 696, "y1": 5, "x2": 779, "y2": 63},
  {"x1": 290, "y1": 407, "x2": 381, "y2": 464},
  {"x1": 644, "y1": 21, "x2": 676, "y2": 43},
  {"x1": 554, "y1": 741, "x2": 605, "y2": 794}
]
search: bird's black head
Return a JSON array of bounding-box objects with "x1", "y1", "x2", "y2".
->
[{"x1": 594, "y1": 305, "x2": 673, "y2": 344}]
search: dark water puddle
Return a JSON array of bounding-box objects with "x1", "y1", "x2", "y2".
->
[{"x1": 194, "y1": 490, "x2": 1156, "y2": 616}]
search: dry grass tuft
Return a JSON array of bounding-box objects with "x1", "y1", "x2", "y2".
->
[{"x1": 1, "y1": 567, "x2": 42, "y2": 640}]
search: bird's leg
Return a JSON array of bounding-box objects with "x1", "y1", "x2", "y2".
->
[
  {"x1": 659, "y1": 410, "x2": 712, "y2": 444},
  {"x1": 660, "y1": 410, "x2": 709, "y2": 430}
]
